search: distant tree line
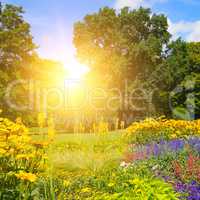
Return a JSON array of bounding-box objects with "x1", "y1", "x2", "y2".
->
[{"x1": 0, "y1": 2, "x2": 199, "y2": 128}]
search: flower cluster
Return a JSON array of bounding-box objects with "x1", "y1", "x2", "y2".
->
[
  {"x1": 126, "y1": 118, "x2": 200, "y2": 144},
  {"x1": 0, "y1": 117, "x2": 48, "y2": 199},
  {"x1": 125, "y1": 137, "x2": 200, "y2": 163},
  {"x1": 15, "y1": 171, "x2": 37, "y2": 182},
  {"x1": 173, "y1": 154, "x2": 200, "y2": 182},
  {"x1": 123, "y1": 119, "x2": 200, "y2": 199},
  {"x1": 0, "y1": 117, "x2": 28, "y2": 139},
  {"x1": 175, "y1": 181, "x2": 200, "y2": 200}
]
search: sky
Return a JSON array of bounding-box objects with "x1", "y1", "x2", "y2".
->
[{"x1": 2, "y1": 0, "x2": 200, "y2": 64}]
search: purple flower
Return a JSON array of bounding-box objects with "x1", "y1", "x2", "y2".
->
[
  {"x1": 130, "y1": 137, "x2": 200, "y2": 163},
  {"x1": 153, "y1": 144, "x2": 160, "y2": 156},
  {"x1": 174, "y1": 181, "x2": 200, "y2": 200},
  {"x1": 168, "y1": 139, "x2": 185, "y2": 152},
  {"x1": 194, "y1": 144, "x2": 200, "y2": 153},
  {"x1": 175, "y1": 182, "x2": 187, "y2": 193},
  {"x1": 159, "y1": 139, "x2": 167, "y2": 146},
  {"x1": 146, "y1": 144, "x2": 153, "y2": 157},
  {"x1": 188, "y1": 138, "x2": 200, "y2": 154},
  {"x1": 189, "y1": 138, "x2": 200, "y2": 146}
]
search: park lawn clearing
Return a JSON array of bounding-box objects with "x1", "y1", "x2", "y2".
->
[{"x1": 32, "y1": 131, "x2": 126, "y2": 175}]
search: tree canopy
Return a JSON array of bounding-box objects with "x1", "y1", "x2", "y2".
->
[
  {"x1": 74, "y1": 7, "x2": 170, "y2": 87},
  {"x1": 0, "y1": 3, "x2": 36, "y2": 118},
  {"x1": 74, "y1": 7, "x2": 199, "y2": 120}
]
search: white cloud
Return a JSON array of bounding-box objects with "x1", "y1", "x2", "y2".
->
[
  {"x1": 115, "y1": 0, "x2": 167, "y2": 10},
  {"x1": 114, "y1": 0, "x2": 200, "y2": 42},
  {"x1": 168, "y1": 19, "x2": 200, "y2": 42}
]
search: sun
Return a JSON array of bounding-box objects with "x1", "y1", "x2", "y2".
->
[
  {"x1": 63, "y1": 58, "x2": 89, "y2": 89},
  {"x1": 63, "y1": 58, "x2": 89, "y2": 80}
]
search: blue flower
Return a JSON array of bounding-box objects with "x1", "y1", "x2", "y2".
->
[
  {"x1": 168, "y1": 139, "x2": 185, "y2": 152},
  {"x1": 153, "y1": 144, "x2": 160, "y2": 156}
]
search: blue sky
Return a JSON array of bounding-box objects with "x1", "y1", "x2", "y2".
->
[{"x1": 2, "y1": 0, "x2": 200, "y2": 63}]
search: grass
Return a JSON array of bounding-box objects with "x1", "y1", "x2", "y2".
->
[{"x1": 32, "y1": 131, "x2": 126, "y2": 176}]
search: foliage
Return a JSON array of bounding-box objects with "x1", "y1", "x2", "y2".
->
[
  {"x1": 66, "y1": 169, "x2": 178, "y2": 200},
  {"x1": 0, "y1": 3, "x2": 66, "y2": 126},
  {"x1": 154, "y1": 40, "x2": 200, "y2": 118},
  {"x1": 74, "y1": 7, "x2": 170, "y2": 85},
  {"x1": 74, "y1": 7, "x2": 171, "y2": 120},
  {"x1": 0, "y1": 3, "x2": 36, "y2": 119},
  {"x1": 40, "y1": 165, "x2": 178, "y2": 200},
  {"x1": 74, "y1": 7, "x2": 200, "y2": 120}
]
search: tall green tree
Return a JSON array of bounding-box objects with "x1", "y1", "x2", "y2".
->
[
  {"x1": 0, "y1": 3, "x2": 36, "y2": 119},
  {"x1": 154, "y1": 39, "x2": 200, "y2": 119},
  {"x1": 73, "y1": 7, "x2": 171, "y2": 120}
]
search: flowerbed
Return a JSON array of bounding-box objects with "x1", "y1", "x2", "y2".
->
[
  {"x1": 123, "y1": 118, "x2": 200, "y2": 199},
  {"x1": 0, "y1": 117, "x2": 48, "y2": 199},
  {"x1": 1, "y1": 117, "x2": 200, "y2": 199},
  {"x1": 126, "y1": 118, "x2": 200, "y2": 144}
]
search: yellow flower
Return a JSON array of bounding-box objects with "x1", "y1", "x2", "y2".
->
[
  {"x1": 129, "y1": 178, "x2": 142, "y2": 185},
  {"x1": 171, "y1": 134, "x2": 177, "y2": 139},
  {"x1": 63, "y1": 180, "x2": 70, "y2": 187},
  {"x1": 15, "y1": 171, "x2": 37, "y2": 182},
  {"x1": 16, "y1": 154, "x2": 34, "y2": 160},
  {"x1": 81, "y1": 187, "x2": 91, "y2": 193},
  {"x1": 9, "y1": 147, "x2": 14, "y2": 153},
  {"x1": 108, "y1": 182, "x2": 115, "y2": 187},
  {"x1": 0, "y1": 148, "x2": 6, "y2": 154}
]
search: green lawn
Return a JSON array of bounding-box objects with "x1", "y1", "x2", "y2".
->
[{"x1": 32, "y1": 131, "x2": 126, "y2": 177}]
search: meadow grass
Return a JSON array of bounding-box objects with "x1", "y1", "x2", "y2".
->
[{"x1": 32, "y1": 131, "x2": 126, "y2": 176}]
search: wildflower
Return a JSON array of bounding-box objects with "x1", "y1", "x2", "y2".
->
[
  {"x1": 0, "y1": 148, "x2": 6, "y2": 154},
  {"x1": 174, "y1": 181, "x2": 200, "y2": 200},
  {"x1": 63, "y1": 180, "x2": 70, "y2": 187},
  {"x1": 173, "y1": 161, "x2": 182, "y2": 179},
  {"x1": 16, "y1": 154, "x2": 34, "y2": 160},
  {"x1": 15, "y1": 171, "x2": 37, "y2": 182},
  {"x1": 81, "y1": 187, "x2": 91, "y2": 193},
  {"x1": 129, "y1": 178, "x2": 142, "y2": 185},
  {"x1": 187, "y1": 154, "x2": 196, "y2": 174},
  {"x1": 153, "y1": 144, "x2": 160, "y2": 156},
  {"x1": 168, "y1": 139, "x2": 185, "y2": 152},
  {"x1": 152, "y1": 165, "x2": 159, "y2": 171},
  {"x1": 120, "y1": 161, "x2": 129, "y2": 168},
  {"x1": 108, "y1": 182, "x2": 115, "y2": 187},
  {"x1": 171, "y1": 134, "x2": 177, "y2": 139}
]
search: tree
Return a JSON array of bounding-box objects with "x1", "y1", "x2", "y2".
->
[
  {"x1": 73, "y1": 7, "x2": 171, "y2": 121},
  {"x1": 153, "y1": 39, "x2": 200, "y2": 119},
  {"x1": 0, "y1": 3, "x2": 36, "y2": 119}
]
